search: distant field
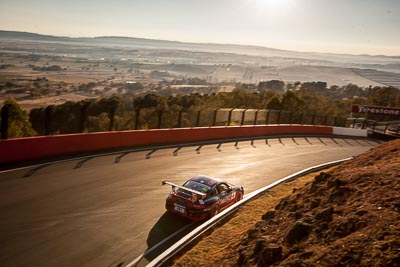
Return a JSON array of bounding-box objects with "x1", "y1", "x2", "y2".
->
[
  {"x1": 353, "y1": 69, "x2": 400, "y2": 89},
  {"x1": 1, "y1": 35, "x2": 399, "y2": 110},
  {"x1": 17, "y1": 93, "x2": 99, "y2": 110}
]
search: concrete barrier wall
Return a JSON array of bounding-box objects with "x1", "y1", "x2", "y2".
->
[
  {"x1": 0, "y1": 125, "x2": 334, "y2": 164},
  {"x1": 333, "y1": 127, "x2": 368, "y2": 137}
]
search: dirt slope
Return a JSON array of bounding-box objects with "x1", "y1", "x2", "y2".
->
[{"x1": 172, "y1": 139, "x2": 400, "y2": 266}]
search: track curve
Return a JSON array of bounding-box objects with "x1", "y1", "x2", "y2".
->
[{"x1": 0, "y1": 136, "x2": 381, "y2": 267}]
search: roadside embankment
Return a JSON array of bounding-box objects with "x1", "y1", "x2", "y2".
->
[{"x1": 172, "y1": 139, "x2": 400, "y2": 266}]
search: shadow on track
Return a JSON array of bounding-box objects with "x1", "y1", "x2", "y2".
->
[
  {"x1": 22, "y1": 163, "x2": 52, "y2": 178},
  {"x1": 74, "y1": 157, "x2": 96, "y2": 169},
  {"x1": 144, "y1": 212, "x2": 200, "y2": 263}
]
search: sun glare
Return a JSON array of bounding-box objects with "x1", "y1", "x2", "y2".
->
[
  {"x1": 245, "y1": 0, "x2": 297, "y2": 24},
  {"x1": 256, "y1": 0, "x2": 293, "y2": 9}
]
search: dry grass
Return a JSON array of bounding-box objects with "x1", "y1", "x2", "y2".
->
[
  {"x1": 178, "y1": 140, "x2": 400, "y2": 266},
  {"x1": 171, "y1": 169, "x2": 334, "y2": 266}
]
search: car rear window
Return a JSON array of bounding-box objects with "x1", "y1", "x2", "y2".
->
[{"x1": 183, "y1": 180, "x2": 211, "y2": 193}]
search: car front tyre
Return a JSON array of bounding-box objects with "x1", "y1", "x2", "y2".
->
[
  {"x1": 210, "y1": 205, "x2": 219, "y2": 218},
  {"x1": 235, "y1": 192, "x2": 243, "y2": 202}
]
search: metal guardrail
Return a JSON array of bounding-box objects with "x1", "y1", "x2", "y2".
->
[
  {"x1": 370, "y1": 121, "x2": 400, "y2": 137},
  {"x1": 145, "y1": 158, "x2": 351, "y2": 267},
  {"x1": 1, "y1": 103, "x2": 346, "y2": 139},
  {"x1": 346, "y1": 118, "x2": 400, "y2": 138}
]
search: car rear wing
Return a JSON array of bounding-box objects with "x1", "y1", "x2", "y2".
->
[{"x1": 162, "y1": 181, "x2": 207, "y2": 198}]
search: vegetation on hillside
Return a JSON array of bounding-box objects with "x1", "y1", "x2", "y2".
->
[
  {"x1": 1, "y1": 82, "x2": 399, "y2": 138},
  {"x1": 172, "y1": 139, "x2": 400, "y2": 266}
]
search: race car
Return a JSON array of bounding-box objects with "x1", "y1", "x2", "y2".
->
[{"x1": 162, "y1": 175, "x2": 244, "y2": 221}]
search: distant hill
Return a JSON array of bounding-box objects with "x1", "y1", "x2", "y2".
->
[
  {"x1": 0, "y1": 30, "x2": 399, "y2": 64},
  {"x1": 0, "y1": 30, "x2": 72, "y2": 42},
  {"x1": 0, "y1": 30, "x2": 282, "y2": 52}
]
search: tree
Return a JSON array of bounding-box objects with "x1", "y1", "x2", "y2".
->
[
  {"x1": 369, "y1": 87, "x2": 400, "y2": 107},
  {"x1": 266, "y1": 96, "x2": 283, "y2": 110},
  {"x1": 281, "y1": 91, "x2": 305, "y2": 112},
  {"x1": 340, "y1": 84, "x2": 367, "y2": 98},
  {"x1": 258, "y1": 80, "x2": 285, "y2": 91},
  {"x1": 301, "y1": 81, "x2": 327, "y2": 91},
  {"x1": 2, "y1": 98, "x2": 36, "y2": 138},
  {"x1": 134, "y1": 94, "x2": 165, "y2": 109}
]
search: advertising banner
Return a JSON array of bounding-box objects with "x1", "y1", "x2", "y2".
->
[{"x1": 351, "y1": 105, "x2": 400, "y2": 116}]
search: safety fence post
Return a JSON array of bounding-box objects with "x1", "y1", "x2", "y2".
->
[
  {"x1": 212, "y1": 109, "x2": 219, "y2": 126},
  {"x1": 227, "y1": 108, "x2": 234, "y2": 126},
  {"x1": 196, "y1": 109, "x2": 202, "y2": 127},
  {"x1": 384, "y1": 123, "x2": 389, "y2": 134},
  {"x1": 265, "y1": 110, "x2": 270, "y2": 125},
  {"x1": 157, "y1": 109, "x2": 163, "y2": 129},
  {"x1": 45, "y1": 105, "x2": 54, "y2": 135},
  {"x1": 277, "y1": 110, "x2": 281, "y2": 125},
  {"x1": 288, "y1": 112, "x2": 293, "y2": 125},
  {"x1": 241, "y1": 109, "x2": 247, "y2": 126},
  {"x1": 109, "y1": 106, "x2": 116, "y2": 131},
  {"x1": 79, "y1": 104, "x2": 89, "y2": 133},
  {"x1": 135, "y1": 108, "x2": 141, "y2": 130},
  {"x1": 372, "y1": 121, "x2": 377, "y2": 131},
  {"x1": 1, "y1": 104, "x2": 10, "y2": 140},
  {"x1": 253, "y1": 110, "x2": 259, "y2": 125},
  {"x1": 177, "y1": 109, "x2": 183, "y2": 128}
]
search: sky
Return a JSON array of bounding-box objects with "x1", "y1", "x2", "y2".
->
[{"x1": 0, "y1": 0, "x2": 399, "y2": 56}]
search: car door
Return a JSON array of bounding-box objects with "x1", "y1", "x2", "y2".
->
[{"x1": 217, "y1": 183, "x2": 236, "y2": 209}]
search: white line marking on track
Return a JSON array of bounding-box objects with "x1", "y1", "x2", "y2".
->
[{"x1": 125, "y1": 222, "x2": 195, "y2": 267}]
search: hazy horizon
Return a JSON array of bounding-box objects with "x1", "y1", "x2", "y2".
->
[{"x1": 0, "y1": 0, "x2": 399, "y2": 56}]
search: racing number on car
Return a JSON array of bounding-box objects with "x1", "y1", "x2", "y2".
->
[
  {"x1": 229, "y1": 191, "x2": 236, "y2": 202},
  {"x1": 220, "y1": 191, "x2": 236, "y2": 206}
]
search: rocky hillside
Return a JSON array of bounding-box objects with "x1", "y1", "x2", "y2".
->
[{"x1": 237, "y1": 139, "x2": 400, "y2": 266}]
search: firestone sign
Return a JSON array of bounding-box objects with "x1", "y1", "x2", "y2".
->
[{"x1": 352, "y1": 105, "x2": 400, "y2": 116}]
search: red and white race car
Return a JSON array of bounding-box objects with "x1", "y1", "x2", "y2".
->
[{"x1": 163, "y1": 175, "x2": 244, "y2": 221}]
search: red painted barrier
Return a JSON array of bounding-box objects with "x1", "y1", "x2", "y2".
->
[{"x1": 0, "y1": 125, "x2": 333, "y2": 164}]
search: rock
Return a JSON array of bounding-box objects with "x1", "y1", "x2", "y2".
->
[
  {"x1": 303, "y1": 215, "x2": 314, "y2": 224},
  {"x1": 327, "y1": 178, "x2": 347, "y2": 188},
  {"x1": 315, "y1": 207, "x2": 334, "y2": 222},
  {"x1": 288, "y1": 204, "x2": 298, "y2": 212},
  {"x1": 332, "y1": 217, "x2": 358, "y2": 238},
  {"x1": 247, "y1": 228, "x2": 259, "y2": 239},
  {"x1": 355, "y1": 220, "x2": 368, "y2": 230},
  {"x1": 262, "y1": 210, "x2": 275, "y2": 220},
  {"x1": 315, "y1": 222, "x2": 329, "y2": 236},
  {"x1": 290, "y1": 211, "x2": 302, "y2": 220},
  {"x1": 255, "y1": 221, "x2": 264, "y2": 228},
  {"x1": 310, "y1": 198, "x2": 321, "y2": 208},
  {"x1": 299, "y1": 251, "x2": 314, "y2": 259},
  {"x1": 257, "y1": 244, "x2": 283, "y2": 266},
  {"x1": 253, "y1": 239, "x2": 268, "y2": 254},
  {"x1": 237, "y1": 251, "x2": 247, "y2": 266},
  {"x1": 275, "y1": 196, "x2": 290, "y2": 210},
  {"x1": 355, "y1": 209, "x2": 368, "y2": 216},
  {"x1": 328, "y1": 186, "x2": 354, "y2": 204},
  {"x1": 314, "y1": 172, "x2": 331, "y2": 183},
  {"x1": 284, "y1": 221, "x2": 313, "y2": 246}
]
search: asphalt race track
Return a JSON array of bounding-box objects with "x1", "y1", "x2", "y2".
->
[{"x1": 0, "y1": 136, "x2": 381, "y2": 267}]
